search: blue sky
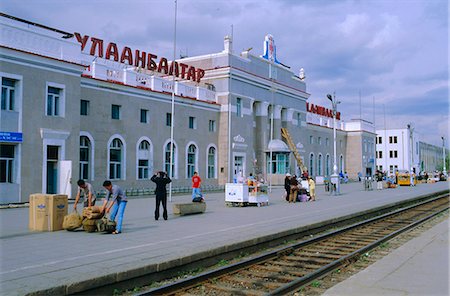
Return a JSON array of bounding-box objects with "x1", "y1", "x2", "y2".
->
[{"x1": 2, "y1": 0, "x2": 448, "y2": 146}]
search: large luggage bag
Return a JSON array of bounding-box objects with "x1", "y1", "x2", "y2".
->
[{"x1": 62, "y1": 211, "x2": 83, "y2": 231}]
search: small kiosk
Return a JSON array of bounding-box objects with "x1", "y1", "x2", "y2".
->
[{"x1": 225, "y1": 182, "x2": 269, "y2": 207}]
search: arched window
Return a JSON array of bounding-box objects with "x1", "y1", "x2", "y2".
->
[
  {"x1": 79, "y1": 136, "x2": 90, "y2": 180},
  {"x1": 187, "y1": 144, "x2": 197, "y2": 178},
  {"x1": 326, "y1": 154, "x2": 330, "y2": 176},
  {"x1": 318, "y1": 154, "x2": 323, "y2": 176},
  {"x1": 109, "y1": 138, "x2": 123, "y2": 179},
  {"x1": 164, "y1": 142, "x2": 176, "y2": 178},
  {"x1": 207, "y1": 146, "x2": 216, "y2": 178},
  {"x1": 137, "y1": 140, "x2": 151, "y2": 179},
  {"x1": 309, "y1": 153, "x2": 315, "y2": 176}
]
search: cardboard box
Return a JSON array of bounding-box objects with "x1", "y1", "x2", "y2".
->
[{"x1": 29, "y1": 194, "x2": 68, "y2": 231}]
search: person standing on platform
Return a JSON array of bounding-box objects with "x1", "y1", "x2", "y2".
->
[
  {"x1": 284, "y1": 173, "x2": 291, "y2": 201},
  {"x1": 191, "y1": 171, "x2": 202, "y2": 201},
  {"x1": 376, "y1": 170, "x2": 383, "y2": 190},
  {"x1": 410, "y1": 172, "x2": 415, "y2": 186},
  {"x1": 73, "y1": 179, "x2": 96, "y2": 210},
  {"x1": 289, "y1": 175, "x2": 299, "y2": 203},
  {"x1": 308, "y1": 177, "x2": 316, "y2": 201},
  {"x1": 101, "y1": 180, "x2": 127, "y2": 234},
  {"x1": 151, "y1": 171, "x2": 172, "y2": 220}
]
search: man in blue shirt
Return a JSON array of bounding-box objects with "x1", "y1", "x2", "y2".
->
[{"x1": 101, "y1": 180, "x2": 128, "y2": 234}]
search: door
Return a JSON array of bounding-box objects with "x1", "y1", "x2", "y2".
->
[
  {"x1": 234, "y1": 155, "x2": 245, "y2": 179},
  {"x1": 46, "y1": 146, "x2": 59, "y2": 194},
  {"x1": 59, "y1": 160, "x2": 72, "y2": 198}
]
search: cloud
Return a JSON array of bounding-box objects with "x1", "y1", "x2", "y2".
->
[{"x1": 1, "y1": 0, "x2": 448, "y2": 147}]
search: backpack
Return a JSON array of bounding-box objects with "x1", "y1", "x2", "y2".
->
[
  {"x1": 96, "y1": 216, "x2": 116, "y2": 233},
  {"x1": 192, "y1": 196, "x2": 204, "y2": 202}
]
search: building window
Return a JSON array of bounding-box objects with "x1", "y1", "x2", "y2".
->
[
  {"x1": 207, "y1": 146, "x2": 216, "y2": 178},
  {"x1": 164, "y1": 142, "x2": 176, "y2": 178},
  {"x1": 79, "y1": 136, "x2": 90, "y2": 180},
  {"x1": 1, "y1": 78, "x2": 15, "y2": 111},
  {"x1": 317, "y1": 154, "x2": 323, "y2": 175},
  {"x1": 187, "y1": 144, "x2": 197, "y2": 178},
  {"x1": 389, "y1": 136, "x2": 398, "y2": 144},
  {"x1": 109, "y1": 139, "x2": 122, "y2": 179},
  {"x1": 393, "y1": 136, "x2": 398, "y2": 144},
  {"x1": 166, "y1": 113, "x2": 172, "y2": 127},
  {"x1": 309, "y1": 153, "x2": 315, "y2": 176},
  {"x1": 326, "y1": 138, "x2": 329, "y2": 147},
  {"x1": 309, "y1": 136, "x2": 314, "y2": 145},
  {"x1": 189, "y1": 116, "x2": 197, "y2": 129},
  {"x1": 47, "y1": 86, "x2": 62, "y2": 116},
  {"x1": 377, "y1": 151, "x2": 383, "y2": 158},
  {"x1": 137, "y1": 140, "x2": 151, "y2": 179},
  {"x1": 112, "y1": 105, "x2": 121, "y2": 120},
  {"x1": 318, "y1": 137, "x2": 322, "y2": 145},
  {"x1": 209, "y1": 120, "x2": 216, "y2": 132},
  {"x1": 140, "y1": 109, "x2": 149, "y2": 123},
  {"x1": 389, "y1": 150, "x2": 398, "y2": 158},
  {"x1": 80, "y1": 100, "x2": 89, "y2": 116},
  {"x1": 297, "y1": 113, "x2": 301, "y2": 126},
  {"x1": 266, "y1": 152, "x2": 289, "y2": 174},
  {"x1": 236, "y1": 98, "x2": 242, "y2": 117},
  {"x1": 389, "y1": 165, "x2": 399, "y2": 174},
  {"x1": 326, "y1": 154, "x2": 330, "y2": 175},
  {"x1": 377, "y1": 136, "x2": 382, "y2": 144},
  {"x1": 0, "y1": 144, "x2": 14, "y2": 183}
]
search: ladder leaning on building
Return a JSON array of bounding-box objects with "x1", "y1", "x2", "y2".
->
[{"x1": 281, "y1": 127, "x2": 307, "y2": 173}]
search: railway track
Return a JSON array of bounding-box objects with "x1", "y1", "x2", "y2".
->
[{"x1": 136, "y1": 194, "x2": 449, "y2": 296}]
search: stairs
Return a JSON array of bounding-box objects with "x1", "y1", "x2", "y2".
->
[{"x1": 281, "y1": 127, "x2": 307, "y2": 172}]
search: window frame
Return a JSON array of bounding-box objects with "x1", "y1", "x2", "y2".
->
[
  {"x1": 0, "y1": 144, "x2": 15, "y2": 183},
  {"x1": 80, "y1": 99, "x2": 90, "y2": 116},
  {"x1": 45, "y1": 82, "x2": 65, "y2": 117},
  {"x1": 188, "y1": 116, "x2": 197, "y2": 129},
  {"x1": 1, "y1": 77, "x2": 15, "y2": 111},
  {"x1": 140, "y1": 109, "x2": 149, "y2": 124},
  {"x1": 236, "y1": 98, "x2": 242, "y2": 117},
  {"x1": 79, "y1": 136, "x2": 90, "y2": 180},
  {"x1": 111, "y1": 104, "x2": 121, "y2": 120},
  {"x1": 137, "y1": 140, "x2": 151, "y2": 180}
]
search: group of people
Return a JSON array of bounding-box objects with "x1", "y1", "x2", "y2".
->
[
  {"x1": 284, "y1": 173, "x2": 316, "y2": 203},
  {"x1": 74, "y1": 171, "x2": 204, "y2": 234},
  {"x1": 73, "y1": 179, "x2": 127, "y2": 234}
]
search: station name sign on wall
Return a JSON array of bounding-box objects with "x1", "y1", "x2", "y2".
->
[
  {"x1": 74, "y1": 33, "x2": 205, "y2": 83},
  {"x1": 306, "y1": 102, "x2": 341, "y2": 120}
]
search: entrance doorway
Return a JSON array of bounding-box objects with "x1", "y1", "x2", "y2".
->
[
  {"x1": 233, "y1": 154, "x2": 246, "y2": 180},
  {"x1": 46, "y1": 145, "x2": 59, "y2": 194}
]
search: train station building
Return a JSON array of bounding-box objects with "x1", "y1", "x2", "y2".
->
[{"x1": 0, "y1": 14, "x2": 376, "y2": 203}]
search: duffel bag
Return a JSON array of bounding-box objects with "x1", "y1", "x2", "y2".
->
[
  {"x1": 82, "y1": 219, "x2": 97, "y2": 233},
  {"x1": 63, "y1": 210, "x2": 83, "y2": 231},
  {"x1": 96, "y1": 216, "x2": 116, "y2": 233}
]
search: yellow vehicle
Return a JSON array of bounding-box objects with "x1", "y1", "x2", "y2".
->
[{"x1": 397, "y1": 172, "x2": 417, "y2": 186}]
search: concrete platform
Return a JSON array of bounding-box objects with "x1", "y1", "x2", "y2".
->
[
  {"x1": 323, "y1": 219, "x2": 449, "y2": 296},
  {"x1": 0, "y1": 181, "x2": 449, "y2": 295}
]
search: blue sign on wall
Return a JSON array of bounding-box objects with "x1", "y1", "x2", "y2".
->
[{"x1": 0, "y1": 132, "x2": 23, "y2": 143}]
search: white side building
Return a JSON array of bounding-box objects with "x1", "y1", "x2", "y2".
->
[{"x1": 375, "y1": 128, "x2": 420, "y2": 174}]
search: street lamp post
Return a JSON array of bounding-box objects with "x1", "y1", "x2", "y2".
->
[
  {"x1": 407, "y1": 123, "x2": 414, "y2": 174},
  {"x1": 327, "y1": 92, "x2": 341, "y2": 195},
  {"x1": 442, "y1": 136, "x2": 447, "y2": 176}
]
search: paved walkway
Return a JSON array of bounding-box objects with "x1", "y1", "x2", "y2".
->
[
  {"x1": 323, "y1": 219, "x2": 449, "y2": 296},
  {"x1": 0, "y1": 181, "x2": 449, "y2": 295}
]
